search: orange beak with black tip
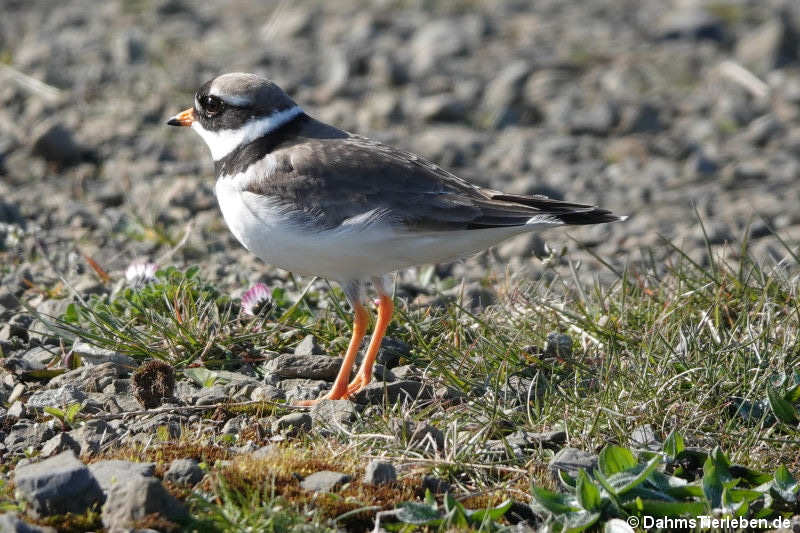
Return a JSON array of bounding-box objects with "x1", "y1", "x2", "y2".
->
[{"x1": 167, "y1": 108, "x2": 195, "y2": 127}]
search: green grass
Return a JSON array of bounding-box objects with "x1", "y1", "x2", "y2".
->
[{"x1": 25, "y1": 228, "x2": 800, "y2": 531}]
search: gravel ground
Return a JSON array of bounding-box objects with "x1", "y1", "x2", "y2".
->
[{"x1": 1, "y1": 0, "x2": 800, "y2": 529}]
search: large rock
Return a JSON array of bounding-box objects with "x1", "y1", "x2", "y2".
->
[
  {"x1": 88, "y1": 459, "x2": 155, "y2": 493},
  {"x1": 26, "y1": 384, "x2": 86, "y2": 409},
  {"x1": 13, "y1": 451, "x2": 103, "y2": 518},
  {"x1": 101, "y1": 476, "x2": 188, "y2": 530},
  {"x1": 310, "y1": 399, "x2": 357, "y2": 428}
]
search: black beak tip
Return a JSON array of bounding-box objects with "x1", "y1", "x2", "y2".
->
[{"x1": 166, "y1": 118, "x2": 181, "y2": 126}]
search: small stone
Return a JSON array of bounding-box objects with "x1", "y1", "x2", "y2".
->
[
  {"x1": 250, "y1": 384, "x2": 285, "y2": 402},
  {"x1": 89, "y1": 459, "x2": 155, "y2": 493},
  {"x1": 4, "y1": 422, "x2": 54, "y2": 455},
  {"x1": 8, "y1": 383, "x2": 25, "y2": 404},
  {"x1": 252, "y1": 444, "x2": 277, "y2": 459},
  {"x1": 630, "y1": 424, "x2": 662, "y2": 451},
  {"x1": 164, "y1": 458, "x2": 204, "y2": 486},
  {"x1": 353, "y1": 380, "x2": 432, "y2": 404},
  {"x1": 31, "y1": 123, "x2": 84, "y2": 168},
  {"x1": 300, "y1": 471, "x2": 351, "y2": 492},
  {"x1": 548, "y1": 448, "x2": 598, "y2": 478},
  {"x1": 264, "y1": 354, "x2": 342, "y2": 381},
  {"x1": 390, "y1": 419, "x2": 444, "y2": 451},
  {"x1": 8, "y1": 400, "x2": 27, "y2": 419},
  {"x1": 27, "y1": 385, "x2": 86, "y2": 409},
  {"x1": 0, "y1": 514, "x2": 57, "y2": 533},
  {"x1": 421, "y1": 475, "x2": 450, "y2": 494},
  {"x1": 543, "y1": 333, "x2": 573, "y2": 358},
  {"x1": 14, "y1": 451, "x2": 103, "y2": 518},
  {"x1": 736, "y1": 16, "x2": 799, "y2": 76},
  {"x1": 272, "y1": 413, "x2": 312, "y2": 437},
  {"x1": 72, "y1": 342, "x2": 138, "y2": 371},
  {"x1": 40, "y1": 433, "x2": 80, "y2": 457},
  {"x1": 101, "y1": 476, "x2": 188, "y2": 530},
  {"x1": 194, "y1": 384, "x2": 228, "y2": 406},
  {"x1": 310, "y1": 399, "x2": 357, "y2": 428},
  {"x1": 221, "y1": 415, "x2": 246, "y2": 436},
  {"x1": 294, "y1": 334, "x2": 324, "y2": 356},
  {"x1": 67, "y1": 419, "x2": 115, "y2": 456},
  {"x1": 656, "y1": 8, "x2": 726, "y2": 42},
  {"x1": 363, "y1": 460, "x2": 396, "y2": 485}
]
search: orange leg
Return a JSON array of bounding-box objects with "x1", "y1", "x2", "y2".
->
[
  {"x1": 346, "y1": 294, "x2": 394, "y2": 396},
  {"x1": 295, "y1": 303, "x2": 368, "y2": 406}
]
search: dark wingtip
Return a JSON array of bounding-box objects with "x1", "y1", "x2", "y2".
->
[{"x1": 556, "y1": 210, "x2": 628, "y2": 225}]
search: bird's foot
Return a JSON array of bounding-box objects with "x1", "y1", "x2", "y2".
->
[
  {"x1": 345, "y1": 373, "x2": 371, "y2": 396},
  {"x1": 293, "y1": 387, "x2": 353, "y2": 406}
]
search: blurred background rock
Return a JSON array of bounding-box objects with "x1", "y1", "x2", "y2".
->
[{"x1": 1, "y1": 0, "x2": 799, "y2": 292}]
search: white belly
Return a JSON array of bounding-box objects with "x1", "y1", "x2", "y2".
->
[{"x1": 215, "y1": 177, "x2": 553, "y2": 282}]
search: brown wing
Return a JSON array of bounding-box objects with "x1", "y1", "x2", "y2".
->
[{"x1": 245, "y1": 135, "x2": 622, "y2": 231}]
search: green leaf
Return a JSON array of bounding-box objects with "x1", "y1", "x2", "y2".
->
[
  {"x1": 63, "y1": 303, "x2": 79, "y2": 323},
  {"x1": 531, "y1": 486, "x2": 580, "y2": 515},
  {"x1": 558, "y1": 468, "x2": 577, "y2": 489},
  {"x1": 557, "y1": 510, "x2": 600, "y2": 533},
  {"x1": 396, "y1": 502, "x2": 441, "y2": 525},
  {"x1": 615, "y1": 454, "x2": 662, "y2": 494},
  {"x1": 768, "y1": 387, "x2": 798, "y2": 424},
  {"x1": 599, "y1": 445, "x2": 637, "y2": 476},
  {"x1": 663, "y1": 430, "x2": 684, "y2": 460},
  {"x1": 629, "y1": 497, "x2": 707, "y2": 517},
  {"x1": 576, "y1": 470, "x2": 602, "y2": 511},
  {"x1": 184, "y1": 367, "x2": 218, "y2": 388},
  {"x1": 65, "y1": 402, "x2": 82, "y2": 422},
  {"x1": 469, "y1": 499, "x2": 512, "y2": 523},
  {"x1": 702, "y1": 451, "x2": 735, "y2": 510},
  {"x1": 43, "y1": 406, "x2": 65, "y2": 420},
  {"x1": 773, "y1": 465, "x2": 799, "y2": 502}
]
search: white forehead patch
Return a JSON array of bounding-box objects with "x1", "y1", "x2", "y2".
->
[{"x1": 191, "y1": 105, "x2": 303, "y2": 161}]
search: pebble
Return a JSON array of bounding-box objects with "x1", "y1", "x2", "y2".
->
[
  {"x1": 363, "y1": 460, "x2": 396, "y2": 485},
  {"x1": 300, "y1": 471, "x2": 352, "y2": 492},
  {"x1": 548, "y1": 447, "x2": 598, "y2": 478},
  {"x1": 89, "y1": 459, "x2": 155, "y2": 492},
  {"x1": 263, "y1": 354, "x2": 342, "y2": 381},
  {"x1": 272, "y1": 413, "x2": 312, "y2": 437},
  {"x1": 164, "y1": 458, "x2": 204, "y2": 486}
]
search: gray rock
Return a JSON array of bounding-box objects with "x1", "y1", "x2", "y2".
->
[
  {"x1": 544, "y1": 333, "x2": 573, "y2": 358},
  {"x1": 67, "y1": 419, "x2": 115, "y2": 456},
  {"x1": 656, "y1": 8, "x2": 725, "y2": 42},
  {"x1": 300, "y1": 471, "x2": 351, "y2": 492},
  {"x1": 482, "y1": 60, "x2": 534, "y2": 127},
  {"x1": 377, "y1": 337, "x2": 410, "y2": 368},
  {"x1": 353, "y1": 380, "x2": 432, "y2": 404},
  {"x1": 194, "y1": 384, "x2": 228, "y2": 406},
  {"x1": 630, "y1": 424, "x2": 662, "y2": 451},
  {"x1": 221, "y1": 415, "x2": 246, "y2": 436},
  {"x1": 548, "y1": 448, "x2": 598, "y2": 478},
  {"x1": 101, "y1": 476, "x2": 188, "y2": 530},
  {"x1": 27, "y1": 385, "x2": 86, "y2": 410},
  {"x1": 250, "y1": 384, "x2": 285, "y2": 402},
  {"x1": 7, "y1": 401, "x2": 27, "y2": 419},
  {"x1": 272, "y1": 412, "x2": 312, "y2": 437},
  {"x1": 39, "y1": 432, "x2": 80, "y2": 457},
  {"x1": 252, "y1": 444, "x2": 278, "y2": 459},
  {"x1": 391, "y1": 365, "x2": 421, "y2": 380},
  {"x1": 128, "y1": 412, "x2": 185, "y2": 438},
  {"x1": 31, "y1": 123, "x2": 84, "y2": 167},
  {"x1": 294, "y1": 334, "x2": 324, "y2": 356},
  {"x1": 20, "y1": 346, "x2": 57, "y2": 367},
  {"x1": 363, "y1": 460, "x2": 396, "y2": 485},
  {"x1": 164, "y1": 458, "x2": 204, "y2": 486},
  {"x1": 736, "y1": 16, "x2": 799, "y2": 76},
  {"x1": 421, "y1": 476, "x2": 450, "y2": 494},
  {"x1": 390, "y1": 419, "x2": 444, "y2": 450},
  {"x1": 567, "y1": 102, "x2": 618, "y2": 136},
  {"x1": 72, "y1": 342, "x2": 137, "y2": 371},
  {"x1": 8, "y1": 383, "x2": 26, "y2": 405},
  {"x1": 264, "y1": 354, "x2": 341, "y2": 380},
  {"x1": 4, "y1": 422, "x2": 55, "y2": 455},
  {"x1": 14, "y1": 451, "x2": 103, "y2": 518},
  {"x1": 0, "y1": 514, "x2": 57, "y2": 533},
  {"x1": 310, "y1": 399, "x2": 357, "y2": 428},
  {"x1": 89, "y1": 459, "x2": 155, "y2": 493}
]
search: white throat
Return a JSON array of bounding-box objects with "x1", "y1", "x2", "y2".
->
[{"x1": 191, "y1": 105, "x2": 303, "y2": 161}]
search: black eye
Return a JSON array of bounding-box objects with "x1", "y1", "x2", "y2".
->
[{"x1": 203, "y1": 95, "x2": 224, "y2": 116}]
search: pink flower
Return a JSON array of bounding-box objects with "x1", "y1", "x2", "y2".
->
[
  {"x1": 125, "y1": 261, "x2": 157, "y2": 287},
  {"x1": 241, "y1": 283, "x2": 272, "y2": 316}
]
